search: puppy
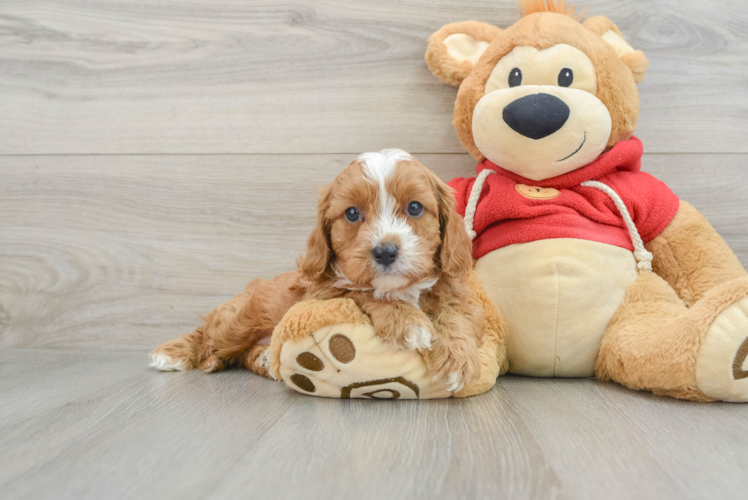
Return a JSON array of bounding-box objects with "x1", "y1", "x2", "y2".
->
[{"x1": 151, "y1": 149, "x2": 483, "y2": 391}]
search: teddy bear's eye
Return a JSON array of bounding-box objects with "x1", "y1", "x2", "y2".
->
[
  {"x1": 508, "y1": 68, "x2": 522, "y2": 87},
  {"x1": 558, "y1": 68, "x2": 573, "y2": 87}
]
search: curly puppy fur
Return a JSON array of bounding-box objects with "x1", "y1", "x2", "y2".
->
[{"x1": 151, "y1": 150, "x2": 484, "y2": 390}]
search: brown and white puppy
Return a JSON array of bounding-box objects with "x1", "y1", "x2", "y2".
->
[{"x1": 151, "y1": 149, "x2": 483, "y2": 392}]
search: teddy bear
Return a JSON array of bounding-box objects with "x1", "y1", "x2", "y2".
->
[{"x1": 423, "y1": 0, "x2": 748, "y2": 402}]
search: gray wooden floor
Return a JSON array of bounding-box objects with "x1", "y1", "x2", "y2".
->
[
  {"x1": 1, "y1": 1, "x2": 748, "y2": 499},
  {"x1": 1, "y1": 350, "x2": 747, "y2": 500}
]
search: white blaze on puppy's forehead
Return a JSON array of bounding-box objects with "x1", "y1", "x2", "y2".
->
[
  {"x1": 356, "y1": 149, "x2": 414, "y2": 219},
  {"x1": 357, "y1": 148, "x2": 414, "y2": 184},
  {"x1": 357, "y1": 148, "x2": 413, "y2": 233}
]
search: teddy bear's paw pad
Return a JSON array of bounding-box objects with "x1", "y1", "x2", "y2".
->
[
  {"x1": 696, "y1": 296, "x2": 748, "y2": 402},
  {"x1": 341, "y1": 377, "x2": 421, "y2": 399},
  {"x1": 278, "y1": 323, "x2": 450, "y2": 399}
]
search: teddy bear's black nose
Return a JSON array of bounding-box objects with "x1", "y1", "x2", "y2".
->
[{"x1": 503, "y1": 93, "x2": 570, "y2": 140}]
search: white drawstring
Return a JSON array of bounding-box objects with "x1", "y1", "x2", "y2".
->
[
  {"x1": 463, "y1": 169, "x2": 495, "y2": 240},
  {"x1": 581, "y1": 180, "x2": 653, "y2": 272}
]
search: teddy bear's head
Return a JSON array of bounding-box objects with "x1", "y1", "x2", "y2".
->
[{"x1": 425, "y1": 0, "x2": 648, "y2": 181}]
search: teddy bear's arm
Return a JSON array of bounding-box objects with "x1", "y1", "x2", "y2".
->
[{"x1": 645, "y1": 201, "x2": 747, "y2": 307}]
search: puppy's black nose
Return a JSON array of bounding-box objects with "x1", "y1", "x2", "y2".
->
[
  {"x1": 371, "y1": 243, "x2": 399, "y2": 267},
  {"x1": 502, "y1": 93, "x2": 570, "y2": 140}
]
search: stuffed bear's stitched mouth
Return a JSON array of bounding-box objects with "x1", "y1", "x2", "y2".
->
[{"x1": 556, "y1": 132, "x2": 587, "y2": 162}]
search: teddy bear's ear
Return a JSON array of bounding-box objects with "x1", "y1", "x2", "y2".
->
[
  {"x1": 584, "y1": 16, "x2": 649, "y2": 83},
  {"x1": 426, "y1": 21, "x2": 502, "y2": 86}
]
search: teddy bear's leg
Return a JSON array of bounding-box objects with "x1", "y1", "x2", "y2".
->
[
  {"x1": 646, "y1": 201, "x2": 747, "y2": 307},
  {"x1": 596, "y1": 271, "x2": 748, "y2": 402}
]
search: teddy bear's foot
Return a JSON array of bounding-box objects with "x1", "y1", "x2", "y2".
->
[
  {"x1": 696, "y1": 296, "x2": 748, "y2": 402},
  {"x1": 276, "y1": 321, "x2": 451, "y2": 399}
]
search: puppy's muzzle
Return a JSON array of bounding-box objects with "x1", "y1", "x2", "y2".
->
[{"x1": 371, "y1": 243, "x2": 399, "y2": 267}]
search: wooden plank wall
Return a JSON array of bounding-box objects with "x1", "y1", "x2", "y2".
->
[{"x1": 2, "y1": 0, "x2": 747, "y2": 349}]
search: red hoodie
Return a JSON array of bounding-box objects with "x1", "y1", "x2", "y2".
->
[{"x1": 447, "y1": 137, "x2": 680, "y2": 260}]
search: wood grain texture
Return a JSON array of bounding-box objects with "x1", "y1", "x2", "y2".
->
[
  {"x1": 1, "y1": 3, "x2": 746, "y2": 498},
  {"x1": 0, "y1": 0, "x2": 746, "y2": 155},
  {"x1": 0, "y1": 350, "x2": 746, "y2": 500},
  {"x1": 2, "y1": 153, "x2": 748, "y2": 350}
]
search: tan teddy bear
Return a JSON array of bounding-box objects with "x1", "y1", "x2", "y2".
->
[{"x1": 425, "y1": 0, "x2": 748, "y2": 402}]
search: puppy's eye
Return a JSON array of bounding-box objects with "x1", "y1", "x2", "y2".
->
[
  {"x1": 344, "y1": 207, "x2": 360, "y2": 222},
  {"x1": 508, "y1": 68, "x2": 522, "y2": 87},
  {"x1": 558, "y1": 68, "x2": 573, "y2": 87},
  {"x1": 407, "y1": 201, "x2": 423, "y2": 218}
]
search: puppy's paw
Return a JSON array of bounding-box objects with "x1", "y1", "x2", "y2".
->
[
  {"x1": 431, "y1": 370, "x2": 469, "y2": 394},
  {"x1": 445, "y1": 372, "x2": 466, "y2": 393},
  {"x1": 149, "y1": 352, "x2": 188, "y2": 371},
  {"x1": 199, "y1": 355, "x2": 225, "y2": 373},
  {"x1": 404, "y1": 325, "x2": 433, "y2": 351},
  {"x1": 150, "y1": 336, "x2": 199, "y2": 371},
  {"x1": 424, "y1": 342, "x2": 481, "y2": 394}
]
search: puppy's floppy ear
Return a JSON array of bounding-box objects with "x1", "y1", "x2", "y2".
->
[
  {"x1": 428, "y1": 171, "x2": 473, "y2": 278},
  {"x1": 300, "y1": 183, "x2": 333, "y2": 282},
  {"x1": 584, "y1": 16, "x2": 649, "y2": 83},
  {"x1": 425, "y1": 21, "x2": 502, "y2": 87}
]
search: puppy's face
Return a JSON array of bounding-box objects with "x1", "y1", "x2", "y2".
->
[
  {"x1": 330, "y1": 150, "x2": 441, "y2": 292},
  {"x1": 301, "y1": 150, "x2": 472, "y2": 293}
]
